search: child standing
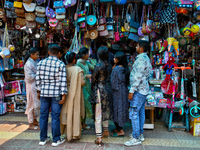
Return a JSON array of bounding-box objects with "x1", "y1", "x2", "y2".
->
[
  {"x1": 24, "y1": 47, "x2": 40, "y2": 130},
  {"x1": 111, "y1": 51, "x2": 130, "y2": 137}
]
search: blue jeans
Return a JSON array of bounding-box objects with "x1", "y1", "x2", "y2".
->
[
  {"x1": 129, "y1": 91, "x2": 147, "y2": 139},
  {"x1": 40, "y1": 96, "x2": 62, "y2": 142}
]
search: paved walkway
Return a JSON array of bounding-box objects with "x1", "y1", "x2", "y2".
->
[{"x1": 0, "y1": 113, "x2": 200, "y2": 150}]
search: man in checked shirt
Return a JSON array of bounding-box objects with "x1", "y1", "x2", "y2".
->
[{"x1": 36, "y1": 44, "x2": 67, "y2": 147}]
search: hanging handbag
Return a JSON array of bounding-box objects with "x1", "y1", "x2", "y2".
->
[
  {"x1": 106, "y1": 3, "x2": 114, "y2": 25},
  {"x1": 14, "y1": 1, "x2": 22, "y2": 8},
  {"x1": 23, "y1": 0, "x2": 33, "y2": 3},
  {"x1": 26, "y1": 21, "x2": 36, "y2": 28},
  {"x1": 4, "y1": 1, "x2": 14, "y2": 10},
  {"x1": 16, "y1": 17, "x2": 26, "y2": 26},
  {"x1": 17, "y1": 13, "x2": 25, "y2": 18},
  {"x1": 130, "y1": 3, "x2": 140, "y2": 29},
  {"x1": 56, "y1": 8, "x2": 66, "y2": 15},
  {"x1": 6, "y1": 10, "x2": 17, "y2": 18},
  {"x1": 23, "y1": 3, "x2": 36, "y2": 12},
  {"x1": 36, "y1": 12, "x2": 46, "y2": 17},
  {"x1": 115, "y1": 0, "x2": 127, "y2": 5},
  {"x1": 126, "y1": 3, "x2": 133, "y2": 23},
  {"x1": 36, "y1": 0, "x2": 46, "y2": 5},
  {"x1": 89, "y1": 30, "x2": 98, "y2": 40},
  {"x1": 63, "y1": 0, "x2": 77, "y2": 8},
  {"x1": 99, "y1": 3, "x2": 106, "y2": 25},
  {"x1": 142, "y1": 6, "x2": 147, "y2": 34},
  {"x1": 46, "y1": 0, "x2": 56, "y2": 18},
  {"x1": 115, "y1": 8, "x2": 120, "y2": 41},
  {"x1": 146, "y1": 6, "x2": 153, "y2": 33},
  {"x1": 106, "y1": 31, "x2": 114, "y2": 39},
  {"x1": 87, "y1": 4, "x2": 97, "y2": 26},
  {"x1": 36, "y1": 6, "x2": 46, "y2": 13},
  {"x1": 35, "y1": 17, "x2": 46, "y2": 24},
  {"x1": 100, "y1": 0, "x2": 114, "y2": 2},
  {"x1": 48, "y1": 18, "x2": 58, "y2": 27},
  {"x1": 25, "y1": 13, "x2": 36, "y2": 21},
  {"x1": 54, "y1": 1, "x2": 64, "y2": 8},
  {"x1": 0, "y1": 9, "x2": 3, "y2": 19},
  {"x1": 128, "y1": 33, "x2": 139, "y2": 42},
  {"x1": 124, "y1": 23, "x2": 130, "y2": 32},
  {"x1": 15, "y1": 8, "x2": 24, "y2": 14},
  {"x1": 97, "y1": 24, "x2": 106, "y2": 31},
  {"x1": 138, "y1": 5, "x2": 144, "y2": 37},
  {"x1": 99, "y1": 30, "x2": 109, "y2": 36},
  {"x1": 56, "y1": 14, "x2": 65, "y2": 20},
  {"x1": 143, "y1": 0, "x2": 154, "y2": 5},
  {"x1": 106, "y1": 25, "x2": 114, "y2": 31},
  {"x1": 69, "y1": 27, "x2": 79, "y2": 53}
]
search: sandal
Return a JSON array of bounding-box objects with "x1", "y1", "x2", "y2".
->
[
  {"x1": 28, "y1": 125, "x2": 40, "y2": 130},
  {"x1": 111, "y1": 132, "x2": 124, "y2": 137},
  {"x1": 102, "y1": 131, "x2": 110, "y2": 138},
  {"x1": 95, "y1": 138, "x2": 102, "y2": 146},
  {"x1": 111, "y1": 129, "x2": 118, "y2": 133}
]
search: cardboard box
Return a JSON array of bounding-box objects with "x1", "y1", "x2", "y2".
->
[{"x1": 190, "y1": 117, "x2": 200, "y2": 136}]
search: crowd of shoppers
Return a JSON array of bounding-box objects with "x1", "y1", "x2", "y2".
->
[{"x1": 24, "y1": 40, "x2": 152, "y2": 147}]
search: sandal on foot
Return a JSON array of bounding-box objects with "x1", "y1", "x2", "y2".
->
[
  {"x1": 111, "y1": 132, "x2": 124, "y2": 137},
  {"x1": 111, "y1": 129, "x2": 118, "y2": 133},
  {"x1": 28, "y1": 125, "x2": 40, "y2": 130}
]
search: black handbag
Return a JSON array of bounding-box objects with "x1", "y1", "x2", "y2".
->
[
  {"x1": 130, "y1": 3, "x2": 140, "y2": 29},
  {"x1": 106, "y1": 3, "x2": 114, "y2": 25}
]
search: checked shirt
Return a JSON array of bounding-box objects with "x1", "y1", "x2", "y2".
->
[{"x1": 36, "y1": 56, "x2": 67, "y2": 97}]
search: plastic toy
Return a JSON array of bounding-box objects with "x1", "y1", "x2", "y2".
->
[
  {"x1": 190, "y1": 24, "x2": 200, "y2": 33},
  {"x1": 172, "y1": 40, "x2": 179, "y2": 55},
  {"x1": 183, "y1": 27, "x2": 191, "y2": 36},
  {"x1": 167, "y1": 37, "x2": 175, "y2": 52},
  {"x1": 4, "y1": 81, "x2": 21, "y2": 97},
  {"x1": 159, "y1": 40, "x2": 168, "y2": 53}
]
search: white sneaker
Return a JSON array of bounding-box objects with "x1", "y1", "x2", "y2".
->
[
  {"x1": 52, "y1": 137, "x2": 65, "y2": 147},
  {"x1": 140, "y1": 134, "x2": 145, "y2": 142},
  {"x1": 124, "y1": 138, "x2": 142, "y2": 146},
  {"x1": 129, "y1": 134, "x2": 145, "y2": 142},
  {"x1": 39, "y1": 136, "x2": 51, "y2": 146}
]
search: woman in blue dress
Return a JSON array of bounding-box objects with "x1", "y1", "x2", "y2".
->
[{"x1": 111, "y1": 51, "x2": 130, "y2": 137}]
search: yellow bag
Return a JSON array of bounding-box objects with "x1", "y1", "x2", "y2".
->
[
  {"x1": 121, "y1": 26, "x2": 126, "y2": 32},
  {"x1": 14, "y1": 2, "x2": 23, "y2": 8}
]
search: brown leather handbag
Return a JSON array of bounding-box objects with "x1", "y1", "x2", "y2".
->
[{"x1": 15, "y1": 8, "x2": 24, "y2": 14}]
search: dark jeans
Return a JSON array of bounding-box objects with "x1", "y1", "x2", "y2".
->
[
  {"x1": 40, "y1": 96, "x2": 62, "y2": 142},
  {"x1": 129, "y1": 91, "x2": 147, "y2": 139}
]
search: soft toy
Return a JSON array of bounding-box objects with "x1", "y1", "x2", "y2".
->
[{"x1": 163, "y1": 56, "x2": 178, "y2": 75}]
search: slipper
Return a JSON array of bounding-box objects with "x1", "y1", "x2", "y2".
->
[
  {"x1": 34, "y1": 122, "x2": 39, "y2": 126},
  {"x1": 111, "y1": 133, "x2": 124, "y2": 137},
  {"x1": 28, "y1": 126, "x2": 40, "y2": 130}
]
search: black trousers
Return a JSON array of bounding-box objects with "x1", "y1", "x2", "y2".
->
[{"x1": 114, "y1": 122, "x2": 123, "y2": 131}]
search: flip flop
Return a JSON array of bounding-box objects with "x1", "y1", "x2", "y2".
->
[
  {"x1": 28, "y1": 126, "x2": 40, "y2": 130},
  {"x1": 111, "y1": 133, "x2": 124, "y2": 137}
]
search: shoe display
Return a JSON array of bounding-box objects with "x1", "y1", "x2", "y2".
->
[
  {"x1": 39, "y1": 136, "x2": 51, "y2": 146},
  {"x1": 124, "y1": 138, "x2": 142, "y2": 146},
  {"x1": 52, "y1": 137, "x2": 65, "y2": 147}
]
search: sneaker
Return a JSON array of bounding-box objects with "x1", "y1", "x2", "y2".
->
[
  {"x1": 129, "y1": 134, "x2": 145, "y2": 142},
  {"x1": 52, "y1": 137, "x2": 65, "y2": 147},
  {"x1": 124, "y1": 138, "x2": 142, "y2": 146},
  {"x1": 39, "y1": 136, "x2": 51, "y2": 146},
  {"x1": 139, "y1": 134, "x2": 145, "y2": 142}
]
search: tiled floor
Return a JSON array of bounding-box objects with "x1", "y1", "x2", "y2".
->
[{"x1": 0, "y1": 113, "x2": 200, "y2": 150}]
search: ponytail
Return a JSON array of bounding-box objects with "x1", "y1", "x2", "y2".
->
[{"x1": 24, "y1": 47, "x2": 39, "y2": 65}]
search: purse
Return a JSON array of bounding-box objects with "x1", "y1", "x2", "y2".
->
[
  {"x1": 97, "y1": 24, "x2": 106, "y2": 31},
  {"x1": 124, "y1": 23, "x2": 130, "y2": 32},
  {"x1": 17, "y1": 13, "x2": 25, "y2": 18},
  {"x1": 128, "y1": 33, "x2": 139, "y2": 42},
  {"x1": 35, "y1": 12, "x2": 46, "y2": 17},
  {"x1": 16, "y1": 18, "x2": 26, "y2": 26},
  {"x1": 56, "y1": 8, "x2": 66, "y2": 15},
  {"x1": 56, "y1": 14, "x2": 65, "y2": 20},
  {"x1": 130, "y1": 3, "x2": 140, "y2": 29},
  {"x1": 23, "y1": 3, "x2": 36, "y2": 12},
  {"x1": 36, "y1": 6, "x2": 45, "y2": 13},
  {"x1": 53, "y1": 1, "x2": 64, "y2": 8},
  {"x1": 4, "y1": 1, "x2": 14, "y2": 10},
  {"x1": 46, "y1": 0, "x2": 56, "y2": 18},
  {"x1": 142, "y1": 7, "x2": 147, "y2": 34},
  {"x1": 89, "y1": 30, "x2": 98, "y2": 40},
  {"x1": 107, "y1": 25, "x2": 114, "y2": 31},
  {"x1": 143, "y1": 0, "x2": 154, "y2": 5},
  {"x1": 6, "y1": 10, "x2": 17, "y2": 18},
  {"x1": 87, "y1": 4, "x2": 97, "y2": 26},
  {"x1": 15, "y1": 8, "x2": 24, "y2": 14},
  {"x1": 99, "y1": 3, "x2": 106, "y2": 25},
  {"x1": 23, "y1": 0, "x2": 33, "y2": 3},
  {"x1": 138, "y1": 5, "x2": 144, "y2": 37},
  {"x1": 106, "y1": 31, "x2": 114, "y2": 39},
  {"x1": 106, "y1": 3, "x2": 114, "y2": 25},
  {"x1": 0, "y1": 9, "x2": 3, "y2": 18},
  {"x1": 36, "y1": 0, "x2": 46, "y2": 5},
  {"x1": 115, "y1": 0, "x2": 127, "y2": 5},
  {"x1": 146, "y1": 6, "x2": 153, "y2": 33},
  {"x1": 63, "y1": 0, "x2": 77, "y2": 8},
  {"x1": 35, "y1": 17, "x2": 46, "y2": 24},
  {"x1": 126, "y1": 3, "x2": 133, "y2": 23},
  {"x1": 25, "y1": 13, "x2": 36, "y2": 21},
  {"x1": 26, "y1": 21, "x2": 36, "y2": 28},
  {"x1": 99, "y1": 30, "x2": 109, "y2": 36},
  {"x1": 115, "y1": 8, "x2": 120, "y2": 42},
  {"x1": 48, "y1": 18, "x2": 58, "y2": 27},
  {"x1": 14, "y1": 1, "x2": 22, "y2": 8},
  {"x1": 84, "y1": 30, "x2": 90, "y2": 39}
]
